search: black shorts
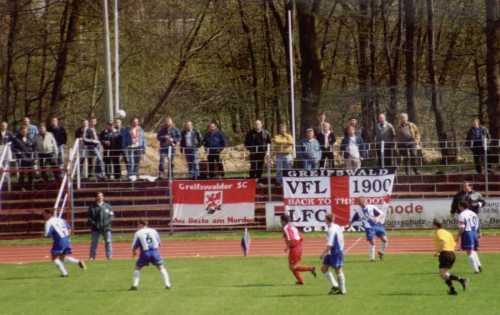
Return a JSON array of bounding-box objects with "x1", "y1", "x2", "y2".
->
[{"x1": 439, "y1": 251, "x2": 456, "y2": 269}]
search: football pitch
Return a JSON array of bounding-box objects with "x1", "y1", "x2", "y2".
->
[{"x1": 1, "y1": 254, "x2": 499, "y2": 315}]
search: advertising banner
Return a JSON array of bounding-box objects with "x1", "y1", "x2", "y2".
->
[
  {"x1": 283, "y1": 168, "x2": 395, "y2": 229},
  {"x1": 172, "y1": 179, "x2": 256, "y2": 225},
  {"x1": 385, "y1": 198, "x2": 500, "y2": 229}
]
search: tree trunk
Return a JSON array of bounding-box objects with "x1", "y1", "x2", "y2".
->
[
  {"x1": 48, "y1": 0, "x2": 82, "y2": 119},
  {"x1": 2, "y1": 0, "x2": 18, "y2": 121},
  {"x1": 382, "y1": 0, "x2": 402, "y2": 125},
  {"x1": 485, "y1": 0, "x2": 500, "y2": 140},
  {"x1": 426, "y1": 0, "x2": 452, "y2": 164},
  {"x1": 296, "y1": 0, "x2": 323, "y2": 133},
  {"x1": 263, "y1": 1, "x2": 282, "y2": 129},
  {"x1": 403, "y1": 0, "x2": 418, "y2": 123},
  {"x1": 237, "y1": 0, "x2": 260, "y2": 121},
  {"x1": 358, "y1": 0, "x2": 374, "y2": 142}
]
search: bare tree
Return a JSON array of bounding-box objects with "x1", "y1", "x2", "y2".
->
[{"x1": 403, "y1": 0, "x2": 418, "y2": 123}]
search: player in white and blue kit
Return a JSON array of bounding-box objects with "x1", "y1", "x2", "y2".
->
[
  {"x1": 348, "y1": 197, "x2": 388, "y2": 261},
  {"x1": 457, "y1": 200, "x2": 483, "y2": 273},
  {"x1": 320, "y1": 213, "x2": 346, "y2": 295},
  {"x1": 42, "y1": 210, "x2": 86, "y2": 277},
  {"x1": 130, "y1": 220, "x2": 172, "y2": 290}
]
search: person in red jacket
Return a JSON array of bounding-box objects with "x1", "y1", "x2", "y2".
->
[{"x1": 281, "y1": 214, "x2": 316, "y2": 285}]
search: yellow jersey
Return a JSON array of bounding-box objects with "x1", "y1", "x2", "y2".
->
[{"x1": 434, "y1": 228, "x2": 456, "y2": 252}]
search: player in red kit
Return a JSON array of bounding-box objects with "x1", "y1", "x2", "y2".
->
[{"x1": 281, "y1": 214, "x2": 317, "y2": 285}]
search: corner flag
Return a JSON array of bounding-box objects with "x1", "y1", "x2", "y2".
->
[{"x1": 241, "y1": 228, "x2": 250, "y2": 257}]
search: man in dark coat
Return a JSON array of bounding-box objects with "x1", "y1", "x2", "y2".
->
[
  {"x1": 88, "y1": 192, "x2": 114, "y2": 260},
  {"x1": 244, "y1": 120, "x2": 271, "y2": 179}
]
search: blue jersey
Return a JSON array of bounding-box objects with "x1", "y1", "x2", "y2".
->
[
  {"x1": 458, "y1": 209, "x2": 480, "y2": 232},
  {"x1": 326, "y1": 223, "x2": 344, "y2": 255},
  {"x1": 351, "y1": 205, "x2": 385, "y2": 230},
  {"x1": 45, "y1": 216, "x2": 72, "y2": 255}
]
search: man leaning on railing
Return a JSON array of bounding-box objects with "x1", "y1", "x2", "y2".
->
[
  {"x1": 396, "y1": 113, "x2": 421, "y2": 175},
  {"x1": 375, "y1": 113, "x2": 396, "y2": 168},
  {"x1": 35, "y1": 124, "x2": 61, "y2": 182},
  {"x1": 157, "y1": 116, "x2": 181, "y2": 179},
  {"x1": 12, "y1": 126, "x2": 35, "y2": 190},
  {"x1": 180, "y1": 121, "x2": 202, "y2": 180},
  {"x1": 245, "y1": 120, "x2": 271, "y2": 180},
  {"x1": 202, "y1": 122, "x2": 227, "y2": 179},
  {"x1": 298, "y1": 128, "x2": 321, "y2": 170},
  {"x1": 272, "y1": 122, "x2": 294, "y2": 185},
  {"x1": 466, "y1": 118, "x2": 491, "y2": 175}
]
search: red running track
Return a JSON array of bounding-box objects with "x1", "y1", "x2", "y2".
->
[{"x1": 0, "y1": 236, "x2": 499, "y2": 264}]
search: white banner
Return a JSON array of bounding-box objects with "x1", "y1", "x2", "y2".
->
[
  {"x1": 385, "y1": 198, "x2": 500, "y2": 229},
  {"x1": 266, "y1": 198, "x2": 500, "y2": 231},
  {"x1": 282, "y1": 168, "x2": 395, "y2": 229}
]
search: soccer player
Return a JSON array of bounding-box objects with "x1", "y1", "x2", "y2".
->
[
  {"x1": 457, "y1": 200, "x2": 483, "y2": 273},
  {"x1": 433, "y1": 219, "x2": 468, "y2": 295},
  {"x1": 130, "y1": 220, "x2": 172, "y2": 290},
  {"x1": 42, "y1": 210, "x2": 86, "y2": 277},
  {"x1": 320, "y1": 213, "x2": 346, "y2": 295},
  {"x1": 347, "y1": 197, "x2": 388, "y2": 261},
  {"x1": 281, "y1": 214, "x2": 316, "y2": 285}
]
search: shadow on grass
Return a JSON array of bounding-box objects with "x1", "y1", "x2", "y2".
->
[
  {"x1": 379, "y1": 292, "x2": 439, "y2": 297},
  {"x1": 263, "y1": 293, "x2": 322, "y2": 298},
  {"x1": 0, "y1": 275, "x2": 54, "y2": 281}
]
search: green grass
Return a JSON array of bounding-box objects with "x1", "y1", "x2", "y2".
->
[
  {"x1": 0, "y1": 254, "x2": 499, "y2": 315},
  {"x1": 2, "y1": 229, "x2": 500, "y2": 246}
]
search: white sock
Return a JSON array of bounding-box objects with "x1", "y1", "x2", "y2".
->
[
  {"x1": 472, "y1": 251, "x2": 482, "y2": 267},
  {"x1": 323, "y1": 271, "x2": 338, "y2": 288},
  {"x1": 381, "y1": 240, "x2": 388, "y2": 254},
  {"x1": 468, "y1": 254, "x2": 479, "y2": 272},
  {"x1": 64, "y1": 256, "x2": 79, "y2": 265},
  {"x1": 369, "y1": 245, "x2": 376, "y2": 260},
  {"x1": 159, "y1": 265, "x2": 172, "y2": 288},
  {"x1": 337, "y1": 271, "x2": 346, "y2": 294},
  {"x1": 54, "y1": 258, "x2": 68, "y2": 276},
  {"x1": 132, "y1": 270, "x2": 140, "y2": 287}
]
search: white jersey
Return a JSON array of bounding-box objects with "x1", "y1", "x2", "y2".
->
[
  {"x1": 326, "y1": 223, "x2": 344, "y2": 254},
  {"x1": 351, "y1": 204, "x2": 385, "y2": 229},
  {"x1": 458, "y1": 209, "x2": 480, "y2": 232},
  {"x1": 132, "y1": 227, "x2": 161, "y2": 252},
  {"x1": 44, "y1": 216, "x2": 70, "y2": 239}
]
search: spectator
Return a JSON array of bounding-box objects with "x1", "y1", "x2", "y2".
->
[
  {"x1": 244, "y1": 120, "x2": 271, "y2": 179},
  {"x1": 124, "y1": 117, "x2": 146, "y2": 180},
  {"x1": 298, "y1": 128, "x2": 321, "y2": 170},
  {"x1": 465, "y1": 118, "x2": 491, "y2": 174},
  {"x1": 35, "y1": 124, "x2": 60, "y2": 181},
  {"x1": 0, "y1": 121, "x2": 14, "y2": 165},
  {"x1": 375, "y1": 113, "x2": 396, "y2": 167},
  {"x1": 18, "y1": 117, "x2": 39, "y2": 140},
  {"x1": 344, "y1": 117, "x2": 362, "y2": 137},
  {"x1": 75, "y1": 119, "x2": 89, "y2": 176},
  {"x1": 340, "y1": 125, "x2": 367, "y2": 170},
  {"x1": 12, "y1": 126, "x2": 36, "y2": 190},
  {"x1": 87, "y1": 192, "x2": 114, "y2": 260},
  {"x1": 203, "y1": 122, "x2": 227, "y2": 178},
  {"x1": 180, "y1": 121, "x2": 202, "y2": 180},
  {"x1": 450, "y1": 182, "x2": 486, "y2": 215},
  {"x1": 317, "y1": 122, "x2": 336, "y2": 169},
  {"x1": 156, "y1": 117, "x2": 181, "y2": 178},
  {"x1": 47, "y1": 117, "x2": 67, "y2": 169},
  {"x1": 315, "y1": 111, "x2": 328, "y2": 135},
  {"x1": 75, "y1": 119, "x2": 89, "y2": 139},
  {"x1": 99, "y1": 122, "x2": 122, "y2": 180},
  {"x1": 83, "y1": 117, "x2": 106, "y2": 180},
  {"x1": 396, "y1": 113, "x2": 421, "y2": 175},
  {"x1": 114, "y1": 118, "x2": 128, "y2": 178},
  {"x1": 272, "y1": 123, "x2": 294, "y2": 185}
]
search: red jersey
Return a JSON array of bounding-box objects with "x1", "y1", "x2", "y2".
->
[{"x1": 283, "y1": 223, "x2": 302, "y2": 248}]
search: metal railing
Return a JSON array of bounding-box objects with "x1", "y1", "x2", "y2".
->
[{"x1": 53, "y1": 139, "x2": 81, "y2": 223}]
